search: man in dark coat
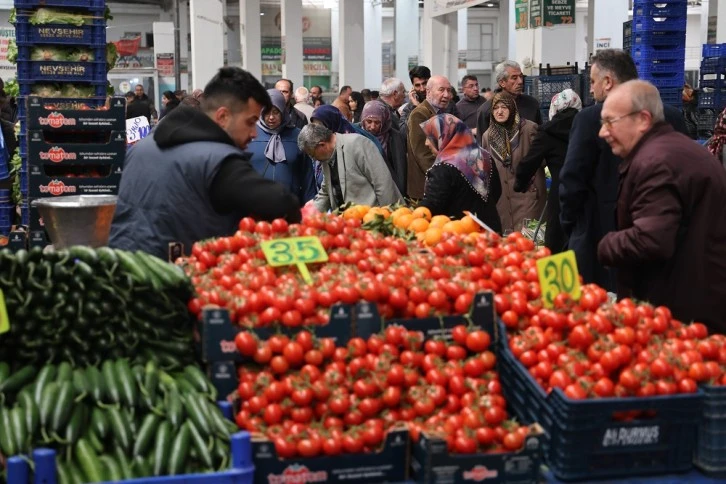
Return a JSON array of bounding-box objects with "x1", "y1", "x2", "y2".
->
[
  {"x1": 456, "y1": 75, "x2": 485, "y2": 133},
  {"x1": 275, "y1": 78, "x2": 308, "y2": 130},
  {"x1": 597, "y1": 80, "x2": 726, "y2": 333},
  {"x1": 475, "y1": 60, "x2": 542, "y2": 136},
  {"x1": 559, "y1": 49, "x2": 687, "y2": 291}
]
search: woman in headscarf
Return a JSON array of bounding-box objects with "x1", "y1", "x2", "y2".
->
[
  {"x1": 348, "y1": 91, "x2": 365, "y2": 123},
  {"x1": 247, "y1": 89, "x2": 316, "y2": 203},
  {"x1": 419, "y1": 114, "x2": 502, "y2": 232},
  {"x1": 311, "y1": 104, "x2": 385, "y2": 190},
  {"x1": 514, "y1": 89, "x2": 581, "y2": 252},
  {"x1": 481, "y1": 91, "x2": 542, "y2": 234},
  {"x1": 358, "y1": 100, "x2": 407, "y2": 195},
  {"x1": 708, "y1": 107, "x2": 726, "y2": 168}
]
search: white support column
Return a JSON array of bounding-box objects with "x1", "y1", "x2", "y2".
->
[
  {"x1": 240, "y1": 0, "x2": 261, "y2": 78},
  {"x1": 587, "y1": 0, "x2": 595, "y2": 60},
  {"x1": 499, "y1": 0, "x2": 511, "y2": 62},
  {"x1": 339, "y1": 0, "x2": 365, "y2": 90},
  {"x1": 281, "y1": 0, "x2": 304, "y2": 84},
  {"x1": 364, "y1": 0, "x2": 383, "y2": 89},
  {"x1": 395, "y1": 0, "x2": 419, "y2": 87},
  {"x1": 330, "y1": 3, "x2": 339, "y2": 90},
  {"x1": 457, "y1": 9, "x2": 467, "y2": 85},
  {"x1": 189, "y1": 0, "x2": 225, "y2": 90},
  {"x1": 701, "y1": 0, "x2": 710, "y2": 46},
  {"x1": 423, "y1": 3, "x2": 458, "y2": 83}
]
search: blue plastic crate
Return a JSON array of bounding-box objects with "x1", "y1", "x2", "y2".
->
[
  {"x1": 633, "y1": 14, "x2": 687, "y2": 32},
  {"x1": 632, "y1": 44, "x2": 687, "y2": 61},
  {"x1": 698, "y1": 89, "x2": 726, "y2": 109},
  {"x1": 14, "y1": 15, "x2": 106, "y2": 46},
  {"x1": 633, "y1": 0, "x2": 687, "y2": 18},
  {"x1": 633, "y1": 30, "x2": 686, "y2": 47},
  {"x1": 16, "y1": 79, "x2": 107, "y2": 97},
  {"x1": 14, "y1": 0, "x2": 105, "y2": 9},
  {"x1": 534, "y1": 74, "x2": 582, "y2": 105},
  {"x1": 703, "y1": 43, "x2": 726, "y2": 58},
  {"x1": 699, "y1": 74, "x2": 726, "y2": 89},
  {"x1": 635, "y1": 57, "x2": 685, "y2": 74},
  {"x1": 17, "y1": 60, "x2": 106, "y2": 83},
  {"x1": 6, "y1": 431, "x2": 254, "y2": 484},
  {"x1": 659, "y1": 87, "x2": 683, "y2": 105},
  {"x1": 701, "y1": 56, "x2": 726, "y2": 75},
  {"x1": 497, "y1": 321, "x2": 703, "y2": 482},
  {"x1": 641, "y1": 71, "x2": 685, "y2": 88}
]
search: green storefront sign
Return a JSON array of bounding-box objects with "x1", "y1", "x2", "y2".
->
[
  {"x1": 544, "y1": 0, "x2": 575, "y2": 26},
  {"x1": 530, "y1": 0, "x2": 543, "y2": 29},
  {"x1": 515, "y1": 0, "x2": 528, "y2": 30}
]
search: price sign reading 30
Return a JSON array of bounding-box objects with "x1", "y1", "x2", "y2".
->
[
  {"x1": 260, "y1": 236, "x2": 328, "y2": 284},
  {"x1": 536, "y1": 250, "x2": 581, "y2": 307}
]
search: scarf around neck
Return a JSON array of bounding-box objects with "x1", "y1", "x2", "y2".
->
[
  {"x1": 488, "y1": 91, "x2": 521, "y2": 169},
  {"x1": 361, "y1": 100, "x2": 392, "y2": 155},
  {"x1": 257, "y1": 89, "x2": 289, "y2": 164},
  {"x1": 421, "y1": 113, "x2": 493, "y2": 201}
]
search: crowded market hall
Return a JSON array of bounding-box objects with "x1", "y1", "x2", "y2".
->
[{"x1": 2, "y1": 0, "x2": 726, "y2": 482}]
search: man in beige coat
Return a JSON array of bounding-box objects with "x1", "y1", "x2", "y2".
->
[{"x1": 406, "y1": 75, "x2": 453, "y2": 199}]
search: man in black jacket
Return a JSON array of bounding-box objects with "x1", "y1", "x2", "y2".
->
[
  {"x1": 476, "y1": 60, "x2": 542, "y2": 136},
  {"x1": 111, "y1": 67, "x2": 301, "y2": 259},
  {"x1": 275, "y1": 78, "x2": 308, "y2": 129},
  {"x1": 559, "y1": 49, "x2": 687, "y2": 291}
]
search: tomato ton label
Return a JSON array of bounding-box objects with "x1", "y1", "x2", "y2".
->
[
  {"x1": 39, "y1": 112, "x2": 76, "y2": 129},
  {"x1": 267, "y1": 465, "x2": 327, "y2": 483},
  {"x1": 463, "y1": 465, "x2": 499, "y2": 481},
  {"x1": 40, "y1": 180, "x2": 77, "y2": 196},
  {"x1": 40, "y1": 147, "x2": 77, "y2": 163}
]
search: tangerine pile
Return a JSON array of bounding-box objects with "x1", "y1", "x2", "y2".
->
[{"x1": 342, "y1": 205, "x2": 482, "y2": 246}]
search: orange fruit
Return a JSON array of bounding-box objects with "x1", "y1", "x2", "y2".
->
[
  {"x1": 393, "y1": 213, "x2": 415, "y2": 229},
  {"x1": 363, "y1": 211, "x2": 381, "y2": 224},
  {"x1": 408, "y1": 218, "x2": 430, "y2": 233},
  {"x1": 423, "y1": 227, "x2": 443, "y2": 246},
  {"x1": 343, "y1": 206, "x2": 364, "y2": 220},
  {"x1": 391, "y1": 207, "x2": 413, "y2": 219},
  {"x1": 429, "y1": 215, "x2": 451, "y2": 229},
  {"x1": 412, "y1": 206, "x2": 432, "y2": 221},
  {"x1": 442, "y1": 220, "x2": 465, "y2": 234},
  {"x1": 460, "y1": 215, "x2": 481, "y2": 234}
]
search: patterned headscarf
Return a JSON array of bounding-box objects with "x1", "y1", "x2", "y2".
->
[
  {"x1": 488, "y1": 91, "x2": 521, "y2": 169},
  {"x1": 311, "y1": 105, "x2": 357, "y2": 134},
  {"x1": 361, "y1": 100, "x2": 392, "y2": 155},
  {"x1": 420, "y1": 114, "x2": 493, "y2": 202},
  {"x1": 549, "y1": 88, "x2": 582, "y2": 120},
  {"x1": 708, "y1": 107, "x2": 726, "y2": 160},
  {"x1": 257, "y1": 89, "x2": 290, "y2": 164}
]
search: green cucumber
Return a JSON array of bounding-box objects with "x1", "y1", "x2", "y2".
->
[
  {"x1": 99, "y1": 455, "x2": 123, "y2": 481},
  {"x1": 39, "y1": 382, "x2": 59, "y2": 429},
  {"x1": 182, "y1": 393, "x2": 211, "y2": 439},
  {"x1": 56, "y1": 362, "x2": 73, "y2": 382},
  {"x1": 11, "y1": 406, "x2": 27, "y2": 455},
  {"x1": 152, "y1": 421, "x2": 172, "y2": 476},
  {"x1": 132, "y1": 413, "x2": 161, "y2": 457},
  {"x1": 106, "y1": 407, "x2": 132, "y2": 453},
  {"x1": 72, "y1": 368, "x2": 87, "y2": 396},
  {"x1": 188, "y1": 419, "x2": 213, "y2": 469},
  {"x1": 51, "y1": 381, "x2": 75, "y2": 433},
  {"x1": 75, "y1": 438, "x2": 104, "y2": 483},
  {"x1": 207, "y1": 401, "x2": 234, "y2": 441},
  {"x1": 115, "y1": 249, "x2": 150, "y2": 285},
  {"x1": 0, "y1": 407, "x2": 16, "y2": 456},
  {"x1": 0, "y1": 365, "x2": 37, "y2": 394},
  {"x1": 89, "y1": 407, "x2": 109, "y2": 440},
  {"x1": 68, "y1": 246, "x2": 99, "y2": 265},
  {"x1": 113, "y1": 445, "x2": 134, "y2": 479},
  {"x1": 115, "y1": 359, "x2": 138, "y2": 408},
  {"x1": 168, "y1": 421, "x2": 191, "y2": 475},
  {"x1": 166, "y1": 387, "x2": 184, "y2": 430},
  {"x1": 84, "y1": 366, "x2": 104, "y2": 403},
  {"x1": 85, "y1": 429, "x2": 104, "y2": 454},
  {"x1": 0, "y1": 362, "x2": 10, "y2": 385},
  {"x1": 182, "y1": 365, "x2": 211, "y2": 396},
  {"x1": 64, "y1": 403, "x2": 87, "y2": 446},
  {"x1": 102, "y1": 360, "x2": 121, "y2": 404},
  {"x1": 17, "y1": 390, "x2": 39, "y2": 442},
  {"x1": 131, "y1": 455, "x2": 152, "y2": 478},
  {"x1": 143, "y1": 360, "x2": 160, "y2": 401}
]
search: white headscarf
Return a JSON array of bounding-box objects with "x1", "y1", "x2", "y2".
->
[{"x1": 549, "y1": 89, "x2": 582, "y2": 120}]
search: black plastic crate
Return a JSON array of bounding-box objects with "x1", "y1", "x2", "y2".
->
[
  {"x1": 534, "y1": 74, "x2": 581, "y2": 105},
  {"x1": 698, "y1": 88, "x2": 726, "y2": 110},
  {"x1": 497, "y1": 321, "x2": 703, "y2": 482},
  {"x1": 623, "y1": 20, "x2": 632, "y2": 42},
  {"x1": 697, "y1": 108, "x2": 718, "y2": 137},
  {"x1": 658, "y1": 87, "x2": 682, "y2": 106},
  {"x1": 694, "y1": 384, "x2": 726, "y2": 476}
]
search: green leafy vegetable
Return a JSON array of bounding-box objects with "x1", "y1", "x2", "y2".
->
[
  {"x1": 10, "y1": 149, "x2": 21, "y2": 206},
  {"x1": 4, "y1": 79, "x2": 18, "y2": 98},
  {"x1": 104, "y1": 6, "x2": 113, "y2": 22},
  {"x1": 7, "y1": 40, "x2": 16, "y2": 64},
  {"x1": 30, "y1": 46, "x2": 66, "y2": 62},
  {"x1": 65, "y1": 48, "x2": 95, "y2": 62},
  {"x1": 106, "y1": 43, "x2": 118, "y2": 73},
  {"x1": 60, "y1": 84, "x2": 96, "y2": 98},
  {"x1": 29, "y1": 8, "x2": 87, "y2": 26},
  {"x1": 8, "y1": 8, "x2": 15, "y2": 25},
  {"x1": 31, "y1": 84, "x2": 63, "y2": 97}
]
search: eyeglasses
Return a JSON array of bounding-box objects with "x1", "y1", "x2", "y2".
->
[{"x1": 600, "y1": 111, "x2": 640, "y2": 128}]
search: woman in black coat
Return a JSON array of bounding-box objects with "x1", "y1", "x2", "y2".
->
[
  {"x1": 419, "y1": 114, "x2": 502, "y2": 233},
  {"x1": 514, "y1": 89, "x2": 582, "y2": 252}
]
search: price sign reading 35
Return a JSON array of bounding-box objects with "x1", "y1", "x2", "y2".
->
[
  {"x1": 260, "y1": 236, "x2": 328, "y2": 284},
  {"x1": 536, "y1": 250, "x2": 581, "y2": 307}
]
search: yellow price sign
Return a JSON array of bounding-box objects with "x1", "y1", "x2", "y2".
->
[
  {"x1": 536, "y1": 250, "x2": 581, "y2": 308},
  {"x1": 260, "y1": 236, "x2": 328, "y2": 284},
  {"x1": 0, "y1": 289, "x2": 9, "y2": 335}
]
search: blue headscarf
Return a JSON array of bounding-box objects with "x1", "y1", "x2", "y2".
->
[
  {"x1": 257, "y1": 89, "x2": 290, "y2": 164},
  {"x1": 312, "y1": 104, "x2": 385, "y2": 156}
]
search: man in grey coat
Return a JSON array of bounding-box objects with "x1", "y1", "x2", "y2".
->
[{"x1": 298, "y1": 123, "x2": 402, "y2": 212}]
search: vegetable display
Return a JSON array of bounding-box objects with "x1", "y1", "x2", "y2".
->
[
  {"x1": 0, "y1": 246, "x2": 194, "y2": 369},
  {"x1": 0, "y1": 359, "x2": 237, "y2": 482},
  {"x1": 234, "y1": 326, "x2": 533, "y2": 457},
  {"x1": 30, "y1": 46, "x2": 96, "y2": 62},
  {"x1": 182, "y1": 213, "x2": 548, "y2": 327}
]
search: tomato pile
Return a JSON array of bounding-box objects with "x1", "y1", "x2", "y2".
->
[
  {"x1": 233, "y1": 325, "x2": 532, "y2": 457},
  {"x1": 182, "y1": 213, "x2": 548, "y2": 327},
  {"x1": 500, "y1": 285, "x2": 726, "y2": 399}
]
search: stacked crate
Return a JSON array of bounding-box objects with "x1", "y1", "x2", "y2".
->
[
  {"x1": 534, "y1": 63, "x2": 581, "y2": 122},
  {"x1": 628, "y1": 0, "x2": 687, "y2": 106},
  {"x1": 697, "y1": 43, "x2": 726, "y2": 139},
  {"x1": 13, "y1": 0, "x2": 122, "y2": 247}
]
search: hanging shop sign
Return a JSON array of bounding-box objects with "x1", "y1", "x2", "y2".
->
[
  {"x1": 543, "y1": 0, "x2": 575, "y2": 26},
  {"x1": 515, "y1": 0, "x2": 529, "y2": 30}
]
